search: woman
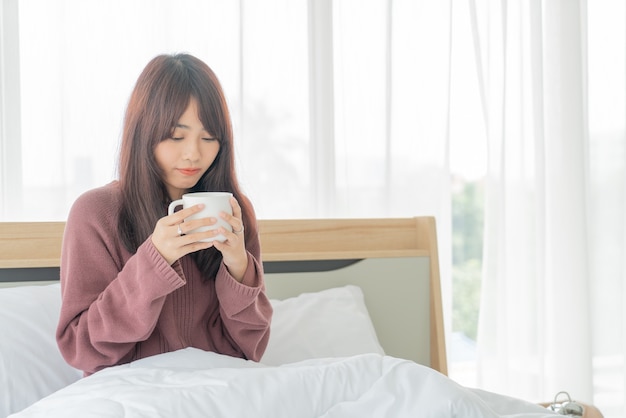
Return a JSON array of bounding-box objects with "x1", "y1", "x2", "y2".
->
[{"x1": 56, "y1": 53, "x2": 272, "y2": 376}]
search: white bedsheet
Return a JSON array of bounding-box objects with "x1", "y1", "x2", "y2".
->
[{"x1": 10, "y1": 348, "x2": 558, "y2": 418}]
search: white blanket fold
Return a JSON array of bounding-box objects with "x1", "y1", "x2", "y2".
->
[{"x1": 10, "y1": 348, "x2": 558, "y2": 418}]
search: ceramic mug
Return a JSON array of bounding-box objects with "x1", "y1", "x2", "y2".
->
[{"x1": 168, "y1": 192, "x2": 233, "y2": 242}]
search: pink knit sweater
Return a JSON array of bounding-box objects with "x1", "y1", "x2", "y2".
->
[{"x1": 56, "y1": 182, "x2": 272, "y2": 375}]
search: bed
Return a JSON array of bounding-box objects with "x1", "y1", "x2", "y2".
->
[{"x1": 0, "y1": 217, "x2": 580, "y2": 417}]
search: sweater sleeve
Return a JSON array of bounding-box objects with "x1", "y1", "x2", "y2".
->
[
  {"x1": 55, "y1": 187, "x2": 185, "y2": 375},
  {"x1": 213, "y1": 216, "x2": 273, "y2": 362}
]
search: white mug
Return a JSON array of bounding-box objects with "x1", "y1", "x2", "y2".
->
[{"x1": 168, "y1": 192, "x2": 233, "y2": 242}]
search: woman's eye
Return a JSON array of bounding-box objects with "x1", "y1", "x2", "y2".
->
[
  {"x1": 203, "y1": 137, "x2": 218, "y2": 142},
  {"x1": 171, "y1": 137, "x2": 184, "y2": 141}
]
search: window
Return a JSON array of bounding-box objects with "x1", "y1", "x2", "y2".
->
[{"x1": 2, "y1": 0, "x2": 312, "y2": 221}]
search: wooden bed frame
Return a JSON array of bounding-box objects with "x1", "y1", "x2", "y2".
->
[{"x1": 0, "y1": 217, "x2": 448, "y2": 375}]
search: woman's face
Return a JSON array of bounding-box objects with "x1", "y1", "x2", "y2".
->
[{"x1": 154, "y1": 98, "x2": 220, "y2": 200}]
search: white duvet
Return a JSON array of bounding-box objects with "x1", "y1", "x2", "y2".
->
[{"x1": 10, "y1": 348, "x2": 558, "y2": 418}]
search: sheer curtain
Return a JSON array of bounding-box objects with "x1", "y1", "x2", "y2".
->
[
  {"x1": 2, "y1": 0, "x2": 625, "y2": 417},
  {"x1": 586, "y1": 2, "x2": 626, "y2": 416},
  {"x1": 5, "y1": 0, "x2": 310, "y2": 220},
  {"x1": 471, "y1": 0, "x2": 592, "y2": 400},
  {"x1": 470, "y1": 1, "x2": 625, "y2": 417}
]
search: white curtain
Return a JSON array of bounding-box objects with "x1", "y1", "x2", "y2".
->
[
  {"x1": 2, "y1": 0, "x2": 625, "y2": 416},
  {"x1": 472, "y1": 0, "x2": 592, "y2": 400},
  {"x1": 586, "y1": 2, "x2": 626, "y2": 416},
  {"x1": 471, "y1": 1, "x2": 625, "y2": 417}
]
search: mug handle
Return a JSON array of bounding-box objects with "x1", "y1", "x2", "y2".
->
[{"x1": 168, "y1": 199, "x2": 184, "y2": 215}]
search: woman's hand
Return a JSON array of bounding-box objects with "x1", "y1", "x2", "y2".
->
[
  {"x1": 212, "y1": 196, "x2": 248, "y2": 282},
  {"x1": 150, "y1": 197, "x2": 248, "y2": 282},
  {"x1": 151, "y1": 204, "x2": 216, "y2": 265}
]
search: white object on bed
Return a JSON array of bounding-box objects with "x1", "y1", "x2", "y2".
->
[
  {"x1": 0, "y1": 284, "x2": 82, "y2": 417},
  {"x1": 9, "y1": 347, "x2": 559, "y2": 418},
  {"x1": 0, "y1": 283, "x2": 385, "y2": 417},
  {"x1": 262, "y1": 285, "x2": 384, "y2": 366}
]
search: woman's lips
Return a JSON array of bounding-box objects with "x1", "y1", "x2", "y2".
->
[{"x1": 178, "y1": 168, "x2": 201, "y2": 176}]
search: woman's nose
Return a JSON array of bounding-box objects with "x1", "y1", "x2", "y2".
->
[{"x1": 182, "y1": 138, "x2": 201, "y2": 161}]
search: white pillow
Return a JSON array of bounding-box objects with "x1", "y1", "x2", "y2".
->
[
  {"x1": 261, "y1": 285, "x2": 385, "y2": 366},
  {"x1": 0, "y1": 283, "x2": 83, "y2": 417}
]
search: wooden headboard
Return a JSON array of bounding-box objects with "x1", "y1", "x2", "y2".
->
[{"x1": 0, "y1": 217, "x2": 447, "y2": 375}]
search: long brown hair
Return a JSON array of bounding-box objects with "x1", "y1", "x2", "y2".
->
[{"x1": 117, "y1": 53, "x2": 255, "y2": 279}]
